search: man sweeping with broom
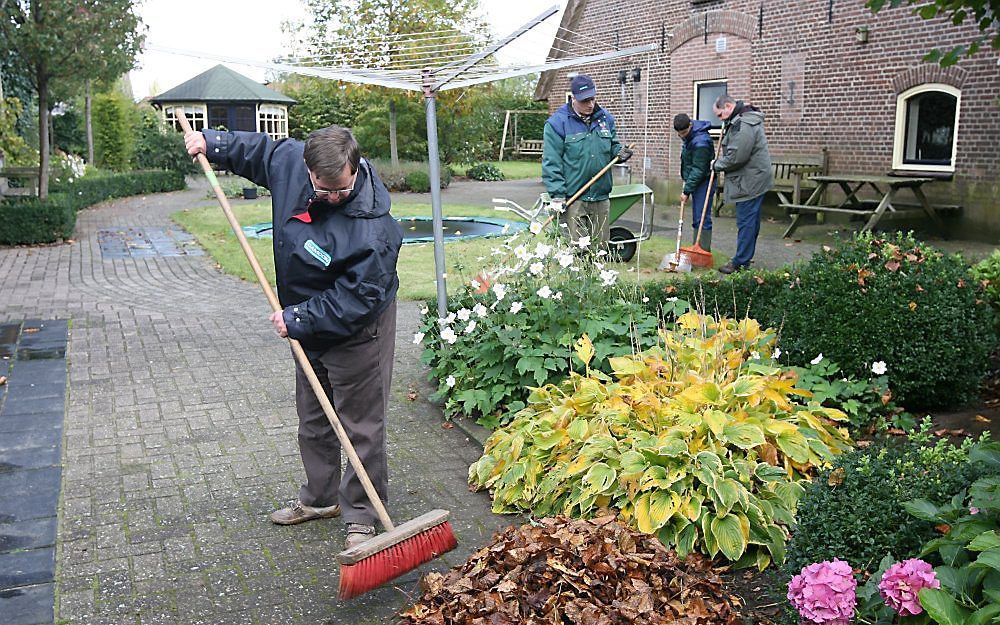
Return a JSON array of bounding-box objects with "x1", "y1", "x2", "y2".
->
[{"x1": 185, "y1": 126, "x2": 401, "y2": 551}]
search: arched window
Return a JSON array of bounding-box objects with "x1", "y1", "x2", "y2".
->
[{"x1": 892, "y1": 84, "x2": 960, "y2": 173}]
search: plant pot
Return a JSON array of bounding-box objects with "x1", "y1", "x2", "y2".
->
[{"x1": 242, "y1": 187, "x2": 258, "y2": 200}]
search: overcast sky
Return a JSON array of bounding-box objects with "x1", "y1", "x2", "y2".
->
[{"x1": 129, "y1": 0, "x2": 564, "y2": 100}]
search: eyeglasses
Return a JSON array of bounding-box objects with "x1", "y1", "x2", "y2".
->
[{"x1": 311, "y1": 170, "x2": 357, "y2": 199}]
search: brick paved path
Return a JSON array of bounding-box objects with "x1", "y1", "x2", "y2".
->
[{"x1": 0, "y1": 182, "x2": 510, "y2": 625}]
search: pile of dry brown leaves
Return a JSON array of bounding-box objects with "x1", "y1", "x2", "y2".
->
[{"x1": 398, "y1": 515, "x2": 745, "y2": 625}]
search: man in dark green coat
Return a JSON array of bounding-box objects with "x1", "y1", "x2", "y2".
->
[
  {"x1": 712, "y1": 95, "x2": 773, "y2": 274},
  {"x1": 674, "y1": 113, "x2": 716, "y2": 250},
  {"x1": 542, "y1": 74, "x2": 631, "y2": 251}
]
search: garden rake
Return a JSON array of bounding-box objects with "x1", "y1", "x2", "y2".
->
[
  {"x1": 658, "y1": 196, "x2": 691, "y2": 272},
  {"x1": 176, "y1": 113, "x2": 457, "y2": 600}
]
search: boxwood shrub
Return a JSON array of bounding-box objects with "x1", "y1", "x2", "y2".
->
[
  {"x1": 775, "y1": 232, "x2": 994, "y2": 409},
  {"x1": 784, "y1": 424, "x2": 992, "y2": 578},
  {"x1": 643, "y1": 233, "x2": 996, "y2": 410},
  {"x1": 0, "y1": 193, "x2": 78, "y2": 245},
  {"x1": 1, "y1": 169, "x2": 186, "y2": 245}
]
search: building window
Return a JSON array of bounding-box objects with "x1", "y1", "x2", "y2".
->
[
  {"x1": 208, "y1": 105, "x2": 229, "y2": 130},
  {"x1": 694, "y1": 80, "x2": 727, "y2": 129},
  {"x1": 258, "y1": 105, "x2": 288, "y2": 139},
  {"x1": 164, "y1": 105, "x2": 207, "y2": 132},
  {"x1": 893, "y1": 83, "x2": 960, "y2": 173}
]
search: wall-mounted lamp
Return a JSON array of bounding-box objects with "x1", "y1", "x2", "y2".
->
[
  {"x1": 855, "y1": 26, "x2": 870, "y2": 44},
  {"x1": 632, "y1": 67, "x2": 642, "y2": 83},
  {"x1": 617, "y1": 69, "x2": 627, "y2": 85}
]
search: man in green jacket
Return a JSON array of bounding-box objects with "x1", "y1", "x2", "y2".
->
[
  {"x1": 542, "y1": 75, "x2": 631, "y2": 251},
  {"x1": 674, "y1": 113, "x2": 716, "y2": 251},
  {"x1": 712, "y1": 94, "x2": 773, "y2": 274}
]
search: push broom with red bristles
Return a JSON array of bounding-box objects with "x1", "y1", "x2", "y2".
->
[
  {"x1": 679, "y1": 127, "x2": 727, "y2": 269},
  {"x1": 175, "y1": 113, "x2": 457, "y2": 600}
]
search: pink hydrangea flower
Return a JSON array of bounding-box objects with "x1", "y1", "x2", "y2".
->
[
  {"x1": 787, "y1": 559, "x2": 857, "y2": 625},
  {"x1": 878, "y1": 559, "x2": 940, "y2": 616}
]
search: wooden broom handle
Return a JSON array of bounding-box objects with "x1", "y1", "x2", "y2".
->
[
  {"x1": 693, "y1": 129, "x2": 726, "y2": 247},
  {"x1": 176, "y1": 113, "x2": 395, "y2": 531}
]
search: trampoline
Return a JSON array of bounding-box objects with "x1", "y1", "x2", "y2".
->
[{"x1": 241, "y1": 216, "x2": 527, "y2": 243}]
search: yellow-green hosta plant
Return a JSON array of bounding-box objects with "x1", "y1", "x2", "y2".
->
[{"x1": 469, "y1": 312, "x2": 854, "y2": 569}]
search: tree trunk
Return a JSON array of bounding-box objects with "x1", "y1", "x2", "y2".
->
[
  {"x1": 389, "y1": 99, "x2": 399, "y2": 167},
  {"x1": 86, "y1": 80, "x2": 94, "y2": 165},
  {"x1": 38, "y1": 75, "x2": 49, "y2": 200}
]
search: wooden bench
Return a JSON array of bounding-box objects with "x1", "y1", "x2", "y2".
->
[
  {"x1": 714, "y1": 150, "x2": 829, "y2": 214},
  {"x1": 513, "y1": 139, "x2": 544, "y2": 158},
  {"x1": 0, "y1": 166, "x2": 40, "y2": 197}
]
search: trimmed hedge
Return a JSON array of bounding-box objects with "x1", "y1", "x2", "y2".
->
[
  {"x1": 0, "y1": 170, "x2": 186, "y2": 245},
  {"x1": 0, "y1": 193, "x2": 78, "y2": 245},
  {"x1": 642, "y1": 233, "x2": 996, "y2": 410}
]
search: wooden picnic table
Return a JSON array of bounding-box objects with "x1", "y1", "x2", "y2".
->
[{"x1": 780, "y1": 174, "x2": 948, "y2": 238}]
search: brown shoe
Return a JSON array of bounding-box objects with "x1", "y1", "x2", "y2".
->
[
  {"x1": 344, "y1": 523, "x2": 377, "y2": 549},
  {"x1": 270, "y1": 500, "x2": 341, "y2": 525}
]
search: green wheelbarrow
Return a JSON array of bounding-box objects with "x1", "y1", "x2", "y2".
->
[
  {"x1": 607, "y1": 183, "x2": 655, "y2": 262},
  {"x1": 492, "y1": 183, "x2": 654, "y2": 262}
]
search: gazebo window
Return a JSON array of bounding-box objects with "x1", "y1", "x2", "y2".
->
[
  {"x1": 259, "y1": 105, "x2": 288, "y2": 139},
  {"x1": 165, "y1": 105, "x2": 207, "y2": 131},
  {"x1": 893, "y1": 83, "x2": 960, "y2": 172}
]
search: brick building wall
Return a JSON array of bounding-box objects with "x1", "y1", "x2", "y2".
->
[{"x1": 537, "y1": 0, "x2": 1000, "y2": 240}]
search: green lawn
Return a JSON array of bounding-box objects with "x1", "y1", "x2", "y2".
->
[
  {"x1": 459, "y1": 160, "x2": 541, "y2": 180},
  {"x1": 172, "y1": 201, "x2": 706, "y2": 302}
]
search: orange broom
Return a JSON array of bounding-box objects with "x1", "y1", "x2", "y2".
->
[
  {"x1": 176, "y1": 113, "x2": 456, "y2": 600},
  {"x1": 679, "y1": 128, "x2": 726, "y2": 268}
]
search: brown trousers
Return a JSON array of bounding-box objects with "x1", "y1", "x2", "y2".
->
[{"x1": 293, "y1": 300, "x2": 395, "y2": 526}]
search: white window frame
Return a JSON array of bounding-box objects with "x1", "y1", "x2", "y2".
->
[
  {"x1": 164, "y1": 104, "x2": 207, "y2": 132},
  {"x1": 892, "y1": 83, "x2": 960, "y2": 173},
  {"x1": 258, "y1": 104, "x2": 288, "y2": 140},
  {"x1": 693, "y1": 79, "x2": 727, "y2": 136}
]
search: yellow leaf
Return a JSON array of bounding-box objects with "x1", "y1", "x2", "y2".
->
[{"x1": 574, "y1": 334, "x2": 595, "y2": 367}]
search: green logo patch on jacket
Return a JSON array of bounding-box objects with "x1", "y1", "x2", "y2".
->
[{"x1": 304, "y1": 239, "x2": 332, "y2": 267}]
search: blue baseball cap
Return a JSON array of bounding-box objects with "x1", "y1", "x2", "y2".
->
[{"x1": 570, "y1": 74, "x2": 597, "y2": 101}]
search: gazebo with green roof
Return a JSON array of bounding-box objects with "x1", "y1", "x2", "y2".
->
[{"x1": 150, "y1": 64, "x2": 296, "y2": 140}]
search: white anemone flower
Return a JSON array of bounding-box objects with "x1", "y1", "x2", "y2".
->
[
  {"x1": 529, "y1": 262, "x2": 544, "y2": 275},
  {"x1": 440, "y1": 327, "x2": 458, "y2": 344},
  {"x1": 529, "y1": 222, "x2": 543, "y2": 235},
  {"x1": 412, "y1": 332, "x2": 424, "y2": 344},
  {"x1": 774, "y1": 348, "x2": 783, "y2": 359},
  {"x1": 553, "y1": 291, "x2": 563, "y2": 300},
  {"x1": 492, "y1": 283, "x2": 507, "y2": 301},
  {"x1": 750, "y1": 351, "x2": 761, "y2": 360},
  {"x1": 464, "y1": 320, "x2": 477, "y2": 334},
  {"x1": 871, "y1": 361, "x2": 888, "y2": 375},
  {"x1": 535, "y1": 243, "x2": 552, "y2": 258},
  {"x1": 510, "y1": 301, "x2": 523, "y2": 314},
  {"x1": 556, "y1": 253, "x2": 574, "y2": 268},
  {"x1": 470, "y1": 279, "x2": 481, "y2": 289},
  {"x1": 419, "y1": 305, "x2": 429, "y2": 315},
  {"x1": 514, "y1": 245, "x2": 532, "y2": 261},
  {"x1": 438, "y1": 312, "x2": 456, "y2": 326},
  {"x1": 536, "y1": 285, "x2": 552, "y2": 299},
  {"x1": 445, "y1": 375, "x2": 456, "y2": 388},
  {"x1": 599, "y1": 269, "x2": 619, "y2": 286},
  {"x1": 811, "y1": 353, "x2": 824, "y2": 365},
  {"x1": 473, "y1": 303, "x2": 489, "y2": 318},
  {"x1": 457, "y1": 308, "x2": 471, "y2": 321},
  {"x1": 576, "y1": 235, "x2": 591, "y2": 249}
]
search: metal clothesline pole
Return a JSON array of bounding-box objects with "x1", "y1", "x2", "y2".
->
[{"x1": 422, "y1": 70, "x2": 448, "y2": 319}]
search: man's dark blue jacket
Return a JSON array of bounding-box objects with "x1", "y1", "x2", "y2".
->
[{"x1": 202, "y1": 130, "x2": 403, "y2": 352}]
